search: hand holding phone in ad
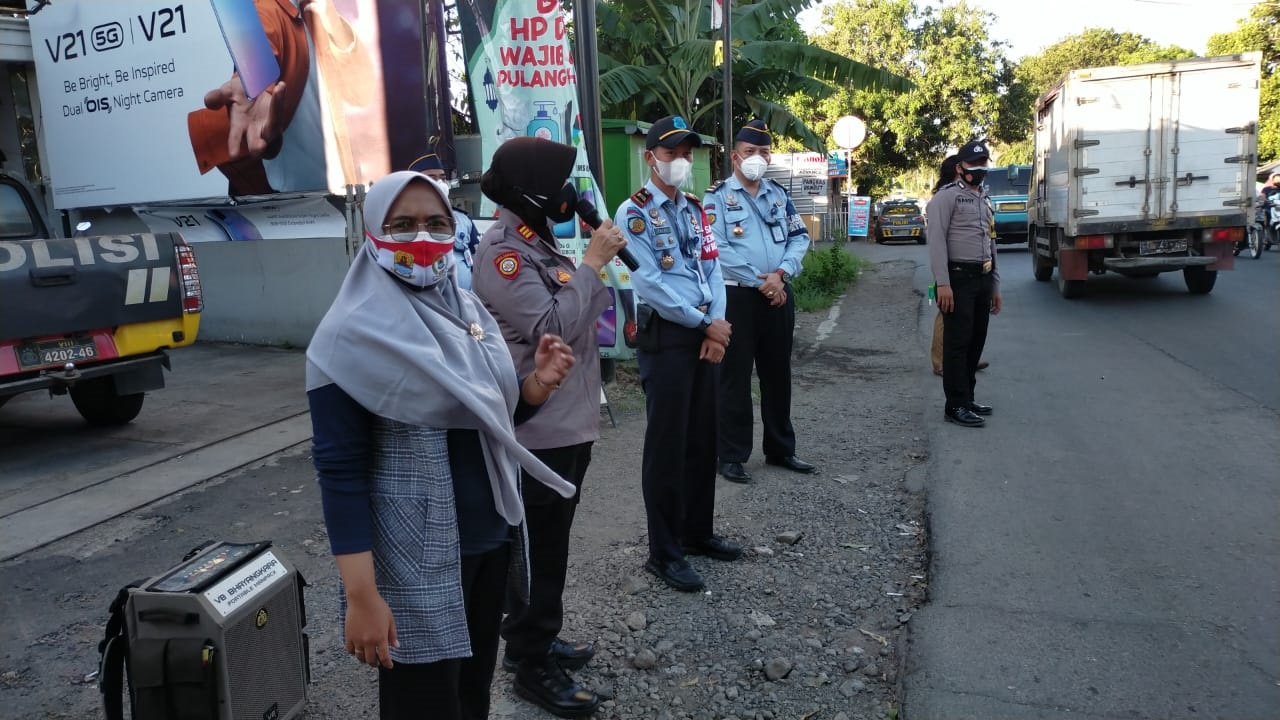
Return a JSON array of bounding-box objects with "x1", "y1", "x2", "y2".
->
[{"x1": 210, "y1": 0, "x2": 281, "y2": 99}]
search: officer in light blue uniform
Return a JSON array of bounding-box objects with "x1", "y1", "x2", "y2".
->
[
  {"x1": 703, "y1": 120, "x2": 815, "y2": 483},
  {"x1": 613, "y1": 114, "x2": 741, "y2": 595},
  {"x1": 409, "y1": 151, "x2": 479, "y2": 289}
]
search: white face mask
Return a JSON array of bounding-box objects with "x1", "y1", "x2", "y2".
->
[
  {"x1": 653, "y1": 158, "x2": 693, "y2": 188},
  {"x1": 739, "y1": 155, "x2": 769, "y2": 182},
  {"x1": 428, "y1": 176, "x2": 451, "y2": 200}
]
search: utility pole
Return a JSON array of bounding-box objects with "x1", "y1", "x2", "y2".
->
[
  {"x1": 721, "y1": 0, "x2": 733, "y2": 177},
  {"x1": 574, "y1": 0, "x2": 605, "y2": 191}
]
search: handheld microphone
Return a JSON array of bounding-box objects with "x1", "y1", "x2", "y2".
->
[{"x1": 575, "y1": 197, "x2": 640, "y2": 271}]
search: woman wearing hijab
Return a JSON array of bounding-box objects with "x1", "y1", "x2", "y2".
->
[
  {"x1": 306, "y1": 170, "x2": 578, "y2": 720},
  {"x1": 471, "y1": 137, "x2": 626, "y2": 717}
]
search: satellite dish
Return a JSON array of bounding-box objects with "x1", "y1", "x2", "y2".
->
[{"x1": 832, "y1": 115, "x2": 867, "y2": 150}]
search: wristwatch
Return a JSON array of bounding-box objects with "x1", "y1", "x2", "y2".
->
[
  {"x1": 697, "y1": 315, "x2": 712, "y2": 331},
  {"x1": 777, "y1": 269, "x2": 790, "y2": 283}
]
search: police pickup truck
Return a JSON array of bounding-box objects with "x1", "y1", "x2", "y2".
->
[{"x1": 0, "y1": 175, "x2": 202, "y2": 425}]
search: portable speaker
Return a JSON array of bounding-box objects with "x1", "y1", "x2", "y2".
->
[{"x1": 124, "y1": 541, "x2": 309, "y2": 720}]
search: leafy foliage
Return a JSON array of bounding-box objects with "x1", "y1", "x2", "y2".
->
[
  {"x1": 1016, "y1": 29, "x2": 1195, "y2": 103},
  {"x1": 783, "y1": 0, "x2": 1025, "y2": 196},
  {"x1": 791, "y1": 245, "x2": 866, "y2": 312},
  {"x1": 596, "y1": 0, "x2": 911, "y2": 152},
  {"x1": 1208, "y1": 4, "x2": 1280, "y2": 163}
]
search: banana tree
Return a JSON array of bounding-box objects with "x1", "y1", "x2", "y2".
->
[{"x1": 596, "y1": 0, "x2": 911, "y2": 151}]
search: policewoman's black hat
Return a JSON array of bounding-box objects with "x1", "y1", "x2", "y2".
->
[
  {"x1": 408, "y1": 152, "x2": 444, "y2": 172},
  {"x1": 646, "y1": 115, "x2": 702, "y2": 150},
  {"x1": 735, "y1": 119, "x2": 771, "y2": 146},
  {"x1": 956, "y1": 140, "x2": 990, "y2": 164}
]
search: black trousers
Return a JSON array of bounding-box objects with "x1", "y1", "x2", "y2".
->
[
  {"x1": 941, "y1": 264, "x2": 994, "y2": 410},
  {"x1": 377, "y1": 544, "x2": 510, "y2": 720},
  {"x1": 718, "y1": 285, "x2": 796, "y2": 463},
  {"x1": 501, "y1": 442, "x2": 592, "y2": 660},
  {"x1": 636, "y1": 317, "x2": 719, "y2": 564}
]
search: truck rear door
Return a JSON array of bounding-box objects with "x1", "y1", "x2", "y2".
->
[
  {"x1": 1073, "y1": 73, "x2": 1166, "y2": 223},
  {"x1": 1168, "y1": 63, "x2": 1258, "y2": 216}
]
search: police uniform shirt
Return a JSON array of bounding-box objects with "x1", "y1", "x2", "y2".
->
[
  {"x1": 925, "y1": 181, "x2": 1000, "y2": 293},
  {"x1": 471, "y1": 208, "x2": 612, "y2": 449},
  {"x1": 452, "y1": 209, "x2": 478, "y2": 290},
  {"x1": 704, "y1": 175, "x2": 809, "y2": 286},
  {"x1": 615, "y1": 179, "x2": 726, "y2": 327}
]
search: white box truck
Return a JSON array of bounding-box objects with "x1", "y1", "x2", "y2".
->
[{"x1": 1027, "y1": 54, "x2": 1261, "y2": 297}]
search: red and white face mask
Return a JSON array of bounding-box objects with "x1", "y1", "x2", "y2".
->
[{"x1": 365, "y1": 231, "x2": 456, "y2": 288}]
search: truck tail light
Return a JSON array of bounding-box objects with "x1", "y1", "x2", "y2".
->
[
  {"x1": 1208, "y1": 227, "x2": 1243, "y2": 243},
  {"x1": 176, "y1": 241, "x2": 204, "y2": 314},
  {"x1": 1076, "y1": 234, "x2": 1109, "y2": 249}
]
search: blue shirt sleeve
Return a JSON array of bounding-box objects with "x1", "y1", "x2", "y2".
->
[
  {"x1": 309, "y1": 383, "x2": 375, "y2": 556},
  {"x1": 780, "y1": 195, "x2": 811, "y2": 279}
]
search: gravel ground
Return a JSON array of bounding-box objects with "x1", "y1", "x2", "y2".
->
[{"x1": 0, "y1": 250, "x2": 930, "y2": 720}]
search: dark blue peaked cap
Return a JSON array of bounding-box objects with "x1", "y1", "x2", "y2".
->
[
  {"x1": 735, "y1": 119, "x2": 771, "y2": 146},
  {"x1": 408, "y1": 152, "x2": 444, "y2": 172}
]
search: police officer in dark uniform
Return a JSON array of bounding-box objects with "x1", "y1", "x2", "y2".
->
[
  {"x1": 614, "y1": 115, "x2": 742, "y2": 593},
  {"x1": 409, "y1": 151, "x2": 479, "y2": 289},
  {"x1": 704, "y1": 119, "x2": 815, "y2": 483},
  {"x1": 925, "y1": 140, "x2": 1003, "y2": 427}
]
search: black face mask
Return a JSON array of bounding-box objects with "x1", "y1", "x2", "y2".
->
[
  {"x1": 961, "y1": 166, "x2": 988, "y2": 186},
  {"x1": 524, "y1": 182, "x2": 579, "y2": 223}
]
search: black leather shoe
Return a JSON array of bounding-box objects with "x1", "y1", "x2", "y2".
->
[
  {"x1": 682, "y1": 535, "x2": 742, "y2": 561},
  {"x1": 765, "y1": 455, "x2": 817, "y2": 474},
  {"x1": 513, "y1": 656, "x2": 600, "y2": 718},
  {"x1": 719, "y1": 462, "x2": 751, "y2": 483},
  {"x1": 502, "y1": 637, "x2": 594, "y2": 673},
  {"x1": 944, "y1": 406, "x2": 985, "y2": 427},
  {"x1": 967, "y1": 401, "x2": 993, "y2": 415},
  {"x1": 644, "y1": 557, "x2": 705, "y2": 592}
]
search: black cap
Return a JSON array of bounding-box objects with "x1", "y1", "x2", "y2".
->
[
  {"x1": 408, "y1": 152, "x2": 444, "y2": 172},
  {"x1": 735, "y1": 119, "x2": 771, "y2": 146},
  {"x1": 646, "y1": 115, "x2": 702, "y2": 150},
  {"x1": 957, "y1": 140, "x2": 990, "y2": 164}
]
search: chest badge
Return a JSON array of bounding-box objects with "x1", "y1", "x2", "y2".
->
[
  {"x1": 469, "y1": 322, "x2": 486, "y2": 341},
  {"x1": 733, "y1": 225, "x2": 745, "y2": 236},
  {"x1": 660, "y1": 253, "x2": 675, "y2": 270},
  {"x1": 726, "y1": 192, "x2": 739, "y2": 207},
  {"x1": 648, "y1": 208, "x2": 660, "y2": 219},
  {"x1": 556, "y1": 269, "x2": 572, "y2": 284}
]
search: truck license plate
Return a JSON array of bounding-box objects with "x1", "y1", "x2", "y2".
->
[
  {"x1": 16, "y1": 337, "x2": 98, "y2": 370},
  {"x1": 892, "y1": 219, "x2": 908, "y2": 225},
  {"x1": 1139, "y1": 239, "x2": 1188, "y2": 256}
]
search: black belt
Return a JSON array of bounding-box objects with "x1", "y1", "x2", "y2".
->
[{"x1": 949, "y1": 261, "x2": 992, "y2": 274}]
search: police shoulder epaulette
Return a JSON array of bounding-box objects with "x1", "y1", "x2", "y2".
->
[
  {"x1": 683, "y1": 192, "x2": 702, "y2": 206},
  {"x1": 707, "y1": 180, "x2": 726, "y2": 194},
  {"x1": 630, "y1": 188, "x2": 652, "y2": 206}
]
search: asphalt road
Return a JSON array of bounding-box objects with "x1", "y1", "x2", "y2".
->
[{"x1": 896, "y1": 244, "x2": 1280, "y2": 720}]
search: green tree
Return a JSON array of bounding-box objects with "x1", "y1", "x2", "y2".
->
[
  {"x1": 1208, "y1": 4, "x2": 1280, "y2": 162},
  {"x1": 596, "y1": 0, "x2": 911, "y2": 152},
  {"x1": 1016, "y1": 28, "x2": 1195, "y2": 103},
  {"x1": 784, "y1": 0, "x2": 1025, "y2": 195}
]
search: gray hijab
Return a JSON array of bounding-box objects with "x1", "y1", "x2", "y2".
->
[{"x1": 306, "y1": 171, "x2": 575, "y2": 524}]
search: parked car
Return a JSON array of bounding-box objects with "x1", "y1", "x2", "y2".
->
[{"x1": 876, "y1": 199, "x2": 925, "y2": 244}]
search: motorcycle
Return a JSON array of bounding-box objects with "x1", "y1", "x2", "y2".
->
[{"x1": 1238, "y1": 204, "x2": 1274, "y2": 259}]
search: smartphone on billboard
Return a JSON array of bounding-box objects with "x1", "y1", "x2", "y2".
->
[
  {"x1": 206, "y1": 208, "x2": 263, "y2": 241},
  {"x1": 209, "y1": 0, "x2": 281, "y2": 99}
]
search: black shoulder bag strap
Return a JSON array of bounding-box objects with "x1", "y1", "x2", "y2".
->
[{"x1": 99, "y1": 580, "x2": 145, "y2": 720}]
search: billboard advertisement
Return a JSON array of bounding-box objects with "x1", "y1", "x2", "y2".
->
[
  {"x1": 461, "y1": 0, "x2": 636, "y2": 359},
  {"x1": 27, "y1": 0, "x2": 412, "y2": 209}
]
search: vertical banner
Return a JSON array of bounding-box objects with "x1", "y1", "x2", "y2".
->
[
  {"x1": 848, "y1": 195, "x2": 871, "y2": 237},
  {"x1": 463, "y1": 0, "x2": 635, "y2": 359}
]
